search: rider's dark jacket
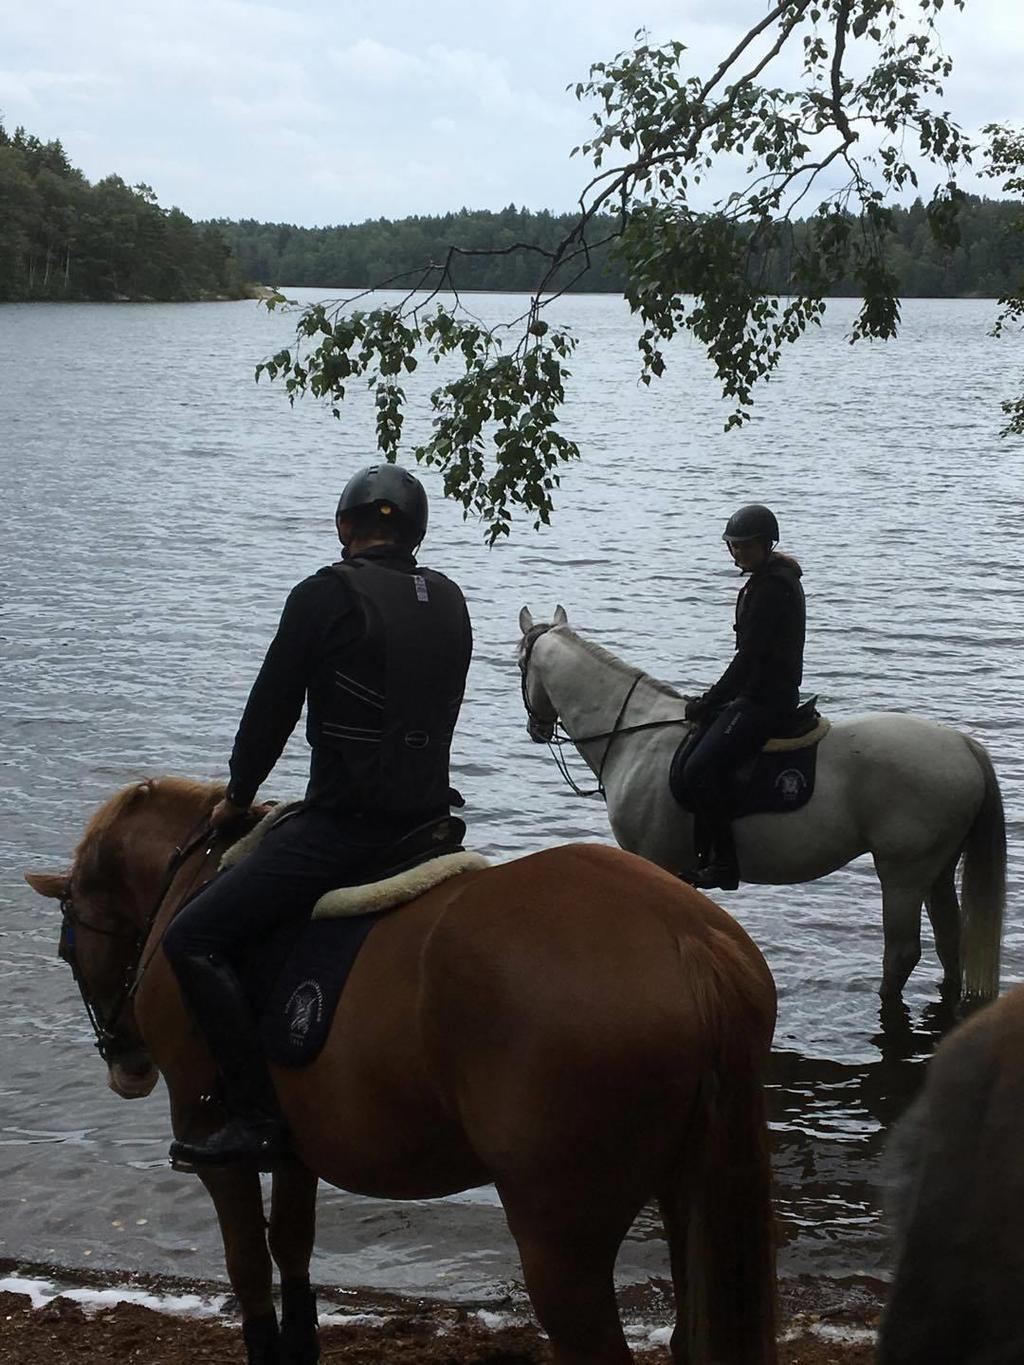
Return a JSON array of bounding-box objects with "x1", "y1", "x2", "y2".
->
[
  {"x1": 225, "y1": 544, "x2": 472, "y2": 818},
  {"x1": 699, "y1": 552, "x2": 804, "y2": 717}
]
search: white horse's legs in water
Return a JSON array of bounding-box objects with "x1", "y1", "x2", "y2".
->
[
  {"x1": 925, "y1": 857, "x2": 963, "y2": 998},
  {"x1": 876, "y1": 841, "x2": 967, "y2": 1000},
  {"x1": 876, "y1": 859, "x2": 927, "y2": 1000}
]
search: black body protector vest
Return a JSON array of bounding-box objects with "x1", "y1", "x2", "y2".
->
[{"x1": 307, "y1": 560, "x2": 470, "y2": 816}]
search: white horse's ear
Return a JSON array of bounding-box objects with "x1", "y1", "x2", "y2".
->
[
  {"x1": 553, "y1": 605, "x2": 568, "y2": 626},
  {"x1": 519, "y1": 606, "x2": 535, "y2": 634},
  {"x1": 24, "y1": 870, "x2": 70, "y2": 900}
]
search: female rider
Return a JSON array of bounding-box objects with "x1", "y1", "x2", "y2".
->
[{"x1": 680, "y1": 503, "x2": 805, "y2": 890}]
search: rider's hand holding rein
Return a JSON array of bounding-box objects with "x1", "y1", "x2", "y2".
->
[{"x1": 209, "y1": 797, "x2": 248, "y2": 829}]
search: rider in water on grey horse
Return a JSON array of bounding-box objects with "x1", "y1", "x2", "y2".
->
[
  {"x1": 680, "y1": 503, "x2": 805, "y2": 893},
  {"x1": 163, "y1": 464, "x2": 473, "y2": 1170}
]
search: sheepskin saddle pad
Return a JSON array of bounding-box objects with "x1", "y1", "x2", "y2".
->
[{"x1": 220, "y1": 804, "x2": 489, "y2": 1066}]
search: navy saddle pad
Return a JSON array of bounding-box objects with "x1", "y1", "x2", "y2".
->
[
  {"x1": 669, "y1": 702, "x2": 822, "y2": 819},
  {"x1": 242, "y1": 816, "x2": 465, "y2": 1067}
]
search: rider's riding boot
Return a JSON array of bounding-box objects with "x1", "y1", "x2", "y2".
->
[
  {"x1": 684, "y1": 819, "x2": 739, "y2": 892},
  {"x1": 167, "y1": 952, "x2": 289, "y2": 1171}
]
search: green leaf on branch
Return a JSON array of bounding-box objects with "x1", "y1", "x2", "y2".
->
[{"x1": 256, "y1": 299, "x2": 579, "y2": 543}]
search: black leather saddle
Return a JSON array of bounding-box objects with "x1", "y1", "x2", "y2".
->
[
  {"x1": 768, "y1": 695, "x2": 820, "y2": 741},
  {"x1": 358, "y1": 814, "x2": 467, "y2": 882}
]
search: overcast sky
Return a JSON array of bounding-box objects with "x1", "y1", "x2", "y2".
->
[{"x1": 3, "y1": 0, "x2": 1023, "y2": 226}]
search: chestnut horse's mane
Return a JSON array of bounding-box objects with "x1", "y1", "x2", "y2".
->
[{"x1": 75, "y1": 776, "x2": 224, "y2": 887}]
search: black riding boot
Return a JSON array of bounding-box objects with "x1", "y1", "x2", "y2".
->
[
  {"x1": 684, "y1": 815, "x2": 739, "y2": 892},
  {"x1": 168, "y1": 952, "x2": 289, "y2": 1170}
]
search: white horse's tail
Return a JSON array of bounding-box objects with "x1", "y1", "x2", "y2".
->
[{"x1": 960, "y1": 737, "x2": 1006, "y2": 1002}]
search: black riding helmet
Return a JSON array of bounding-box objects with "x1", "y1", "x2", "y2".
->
[
  {"x1": 723, "y1": 503, "x2": 780, "y2": 546},
  {"x1": 336, "y1": 463, "x2": 429, "y2": 544}
]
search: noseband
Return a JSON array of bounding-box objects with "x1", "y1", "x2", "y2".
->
[
  {"x1": 59, "y1": 820, "x2": 218, "y2": 1064},
  {"x1": 519, "y1": 625, "x2": 559, "y2": 744}
]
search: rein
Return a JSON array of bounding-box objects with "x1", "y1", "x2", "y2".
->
[
  {"x1": 60, "y1": 817, "x2": 219, "y2": 1064},
  {"x1": 520, "y1": 627, "x2": 688, "y2": 800}
]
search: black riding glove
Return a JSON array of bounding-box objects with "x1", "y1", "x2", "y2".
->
[{"x1": 684, "y1": 696, "x2": 709, "y2": 722}]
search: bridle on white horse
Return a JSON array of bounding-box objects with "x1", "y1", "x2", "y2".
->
[{"x1": 519, "y1": 625, "x2": 687, "y2": 800}]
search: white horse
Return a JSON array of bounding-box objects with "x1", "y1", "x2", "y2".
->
[{"x1": 517, "y1": 606, "x2": 1006, "y2": 1003}]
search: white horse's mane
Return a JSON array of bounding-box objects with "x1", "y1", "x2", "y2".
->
[{"x1": 558, "y1": 626, "x2": 684, "y2": 703}]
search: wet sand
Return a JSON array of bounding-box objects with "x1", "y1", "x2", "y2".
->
[{"x1": 0, "y1": 1262, "x2": 883, "y2": 1363}]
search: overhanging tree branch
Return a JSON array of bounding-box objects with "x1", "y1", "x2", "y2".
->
[{"x1": 259, "y1": 0, "x2": 1006, "y2": 540}]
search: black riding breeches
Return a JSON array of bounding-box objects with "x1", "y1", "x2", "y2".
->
[
  {"x1": 162, "y1": 805, "x2": 415, "y2": 968},
  {"x1": 681, "y1": 700, "x2": 779, "y2": 826}
]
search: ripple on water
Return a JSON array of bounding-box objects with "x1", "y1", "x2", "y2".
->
[{"x1": 2, "y1": 293, "x2": 1022, "y2": 1291}]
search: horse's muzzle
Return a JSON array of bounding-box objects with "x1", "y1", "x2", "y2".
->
[
  {"x1": 527, "y1": 717, "x2": 555, "y2": 744},
  {"x1": 108, "y1": 1047, "x2": 159, "y2": 1099}
]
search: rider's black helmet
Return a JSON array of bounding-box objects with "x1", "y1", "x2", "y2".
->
[
  {"x1": 336, "y1": 464, "x2": 429, "y2": 543},
  {"x1": 723, "y1": 503, "x2": 779, "y2": 546}
]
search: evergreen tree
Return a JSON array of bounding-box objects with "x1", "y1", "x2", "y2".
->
[{"x1": 0, "y1": 122, "x2": 248, "y2": 302}]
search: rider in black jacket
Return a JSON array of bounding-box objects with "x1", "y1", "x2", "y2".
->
[
  {"x1": 680, "y1": 503, "x2": 805, "y2": 891},
  {"x1": 163, "y1": 464, "x2": 472, "y2": 1169}
]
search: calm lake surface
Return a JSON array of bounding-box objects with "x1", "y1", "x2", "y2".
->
[{"x1": 1, "y1": 291, "x2": 1023, "y2": 1310}]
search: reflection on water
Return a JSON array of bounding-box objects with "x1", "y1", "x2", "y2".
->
[
  {"x1": 626, "y1": 997, "x2": 963, "y2": 1277},
  {"x1": 769, "y1": 999, "x2": 959, "y2": 1274},
  {"x1": 1, "y1": 292, "x2": 1023, "y2": 1295}
]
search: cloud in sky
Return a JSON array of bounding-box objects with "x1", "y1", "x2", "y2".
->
[{"x1": 2, "y1": 0, "x2": 1023, "y2": 225}]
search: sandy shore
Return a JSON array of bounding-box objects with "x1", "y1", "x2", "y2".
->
[{"x1": 0, "y1": 1261, "x2": 883, "y2": 1363}]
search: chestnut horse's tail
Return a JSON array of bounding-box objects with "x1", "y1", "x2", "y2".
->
[{"x1": 664, "y1": 928, "x2": 778, "y2": 1365}]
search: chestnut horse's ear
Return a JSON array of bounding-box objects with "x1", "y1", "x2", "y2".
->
[
  {"x1": 519, "y1": 606, "x2": 535, "y2": 634},
  {"x1": 553, "y1": 604, "x2": 568, "y2": 626},
  {"x1": 24, "y1": 871, "x2": 71, "y2": 900}
]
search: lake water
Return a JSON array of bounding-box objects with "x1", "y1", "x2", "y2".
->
[{"x1": 1, "y1": 291, "x2": 1022, "y2": 1312}]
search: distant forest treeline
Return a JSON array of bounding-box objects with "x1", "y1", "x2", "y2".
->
[
  {"x1": 214, "y1": 197, "x2": 1024, "y2": 299},
  {"x1": 0, "y1": 123, "x2": 247, "y2": 302},
  {"x1": 3, "y1": 117, "x2": 1022, "y2": 304}
]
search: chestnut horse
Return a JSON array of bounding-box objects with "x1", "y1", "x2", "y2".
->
[
  {"x1": 25, "y1": 776, "x2": 778, "y2": 1365},
  {"x1": 879, "y1": 984, "x2": 1024, "y2": 1364}
]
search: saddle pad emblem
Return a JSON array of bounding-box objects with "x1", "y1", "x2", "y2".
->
[
  {"x1": 774, "y1": 768, "x2": 808, "y2": 803},
  {"x1": 285, "y1": 980, "x2": 324, "y2": 1045}
]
